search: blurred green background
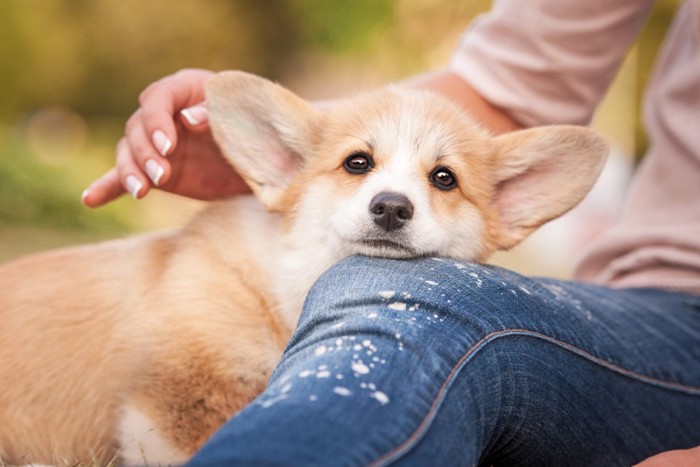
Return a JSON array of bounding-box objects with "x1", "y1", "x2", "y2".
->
[{"x1": 0, "y1": 0, "x2": 679, "y2": 274}]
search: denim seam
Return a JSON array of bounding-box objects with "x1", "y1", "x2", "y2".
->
[{"x1": 369, "y1": 328, "x2": 700, "y2": 466}]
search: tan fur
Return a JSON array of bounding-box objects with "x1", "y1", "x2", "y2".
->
[
  {"x1": 0, "y1": 71, "x2": 608, "y2": 465},
  {"x1": 0, "y1": 201, "x2": 288, "y2": 464}
]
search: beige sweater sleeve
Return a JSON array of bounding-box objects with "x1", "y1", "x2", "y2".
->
[{"x1": 449, "y1": 0, "x2": 653, "y2": 127}]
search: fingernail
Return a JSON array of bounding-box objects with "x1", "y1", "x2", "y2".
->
[
  {"x1": 145, "y1": 159, "x2": 165, "y2": 186},
  {"x1": 181, "y1": 106, "x2": 207, "y2": 126},
  {"x1": 152, "y1": 130, "x2": 172, "y2": 156},
  {"x1": 81, "y1": 188, "x2": 90, "y2": 205},
  {"x1": 125, "y1": 175, "x2": 143, "y2": 199}
]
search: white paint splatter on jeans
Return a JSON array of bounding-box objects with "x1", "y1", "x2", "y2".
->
[
  {"x1": 379, "y1": 290, "x2": 396, "y2": 299},
  {"x1": 333, "y1": 387, "x2": 352, "y2": 396},
  {"x1": 370, "y1": 391, "x2": 390, "y2": 405},
  {"x1": 352, "y1": 361, "x2": 370, "y2": 375}
]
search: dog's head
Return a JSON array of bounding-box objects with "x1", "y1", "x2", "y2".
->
[{"x1": 206, "y1": 71, "x2": 607, "y2": 262}]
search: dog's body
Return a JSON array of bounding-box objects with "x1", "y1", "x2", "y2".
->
[
  {"x1": 0, "y1": 198, "x2": 295, "y2": 464},
  {"x1": 0, "y1": 72, "x2": 607, "y2": 465}
]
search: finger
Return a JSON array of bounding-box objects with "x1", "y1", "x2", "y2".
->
[
  {"x1": 124, "y1": 115, "x2": 172, "y2": 188},
  {"x1": 134, "y1": 97, "x2": 176, "y2": 158},
  {"x1": 138, "y1": 69, "x2": 215, "y2": 156},
  {"x1": 115, "y1": 138, "x2": 151, "y2": 200},
  {"x1": 81, "y1": 168, "x2": 126, "y2": 208},
  {"x1": 139, "y1": 68, "x2": 212, "y2": 106}
]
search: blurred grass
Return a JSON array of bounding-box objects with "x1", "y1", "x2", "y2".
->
[
  {"x1": 0, "y1": 117, "x2": 204, "y2": 263},
  {"x1": 0, "y1": 120, "x2": 132, "y2": 262},
  {"x1": 0, "y1": 131, "x2": 125, "y2": 233}
]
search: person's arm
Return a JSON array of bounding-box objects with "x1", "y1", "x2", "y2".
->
[{"x1": 400, "y1": 70, "x2": 523, "y2": 135}]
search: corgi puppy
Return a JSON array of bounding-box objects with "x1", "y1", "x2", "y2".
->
[{"x1": 0, "y1": 71, "x2": 607, "y2": 465}]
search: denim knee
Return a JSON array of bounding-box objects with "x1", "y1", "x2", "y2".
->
[
  {"x1": 287, "y1": 255, "x2": 552, "y2": 370},
  {"x1": 300, "y1": 255, "x2": 544, "y2": 332},
  {"x1": 292, "y1": 255, "x2": 682, "y2": 384},
  {"x1": 293, "y1": 255, "x2": 700, "y2": 396}
]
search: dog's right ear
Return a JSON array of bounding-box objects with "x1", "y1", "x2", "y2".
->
[{"x1": 206, "y1": 71, "x2": 319, "y2": 209}]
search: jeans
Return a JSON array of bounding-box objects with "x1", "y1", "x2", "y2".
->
[{"x1": 187, "y1": 256, "x2": 700, "y2": 466}]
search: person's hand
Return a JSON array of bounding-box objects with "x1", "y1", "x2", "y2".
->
[
  {"x1": 82, "y1": 68, "x2": 249, "y2": 207},
  {"x1": 634, "y1": 445, "x2": 700, "y2": 467}
]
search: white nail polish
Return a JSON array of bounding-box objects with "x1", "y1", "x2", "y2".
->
[
  {"x1": 181, "y1": 109, "x2": 199, "y2": 126},
  {"x1": 181, "y1": 106, "x2": 207, "y2": 126},
  {"x1": 126, "y1": 175, "x2": 143, "y2": 199},
  {"x1": 81, "y1": 189, "x2": 90, "y2": 205},
  {"x1": 145, "y1": 159, "x2": 165, "y2": 186},
  {"x1": 152, "y1": 130, "x2": 172, "y2": 157}
]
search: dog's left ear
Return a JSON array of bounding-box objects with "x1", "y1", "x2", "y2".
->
[
  {"x1": 206, "y1": 71, "x2": 319, "y2": 210},
  {"x1": 492, "y1": 125, "x2": 608, "y2": 250}
]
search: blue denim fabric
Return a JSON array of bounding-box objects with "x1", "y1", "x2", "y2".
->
[{"x1": 188, "y1": 256, "x2": 700, "y2": 466}]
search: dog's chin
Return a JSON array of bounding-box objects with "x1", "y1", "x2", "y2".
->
[{"x1": 351, "y1": 238, "x2": 425, "y2": 259}]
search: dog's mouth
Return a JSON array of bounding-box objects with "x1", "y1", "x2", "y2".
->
[{"x1": 354, "y1": 238, "x2": 419, "y2": 257}]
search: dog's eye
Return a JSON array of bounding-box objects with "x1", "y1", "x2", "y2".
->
[
  {"x1": 343, "y1": 152, "x2": 374, "y2": 174},
  {"x1": 430, "y1": 167, "x2": 457, "y2": 190}
]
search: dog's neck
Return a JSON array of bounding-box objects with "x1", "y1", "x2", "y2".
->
[
  {"x1": 271, "y1": 216, "x2": 346, "y2": 330},
  {"x1": 272, "y1": 240, "x2": 340, "y2": 330},
  {"x1": 224, "y1": 196, "x2": 343, "y2": 330}
]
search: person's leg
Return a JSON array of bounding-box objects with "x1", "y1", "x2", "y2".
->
[{"x1": 187, "y1": 256, "x2": 700, "y2": 467}]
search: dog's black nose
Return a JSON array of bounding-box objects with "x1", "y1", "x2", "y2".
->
[{"x1": 369, "y1": 192, "x2": 414, "y2": 231}]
